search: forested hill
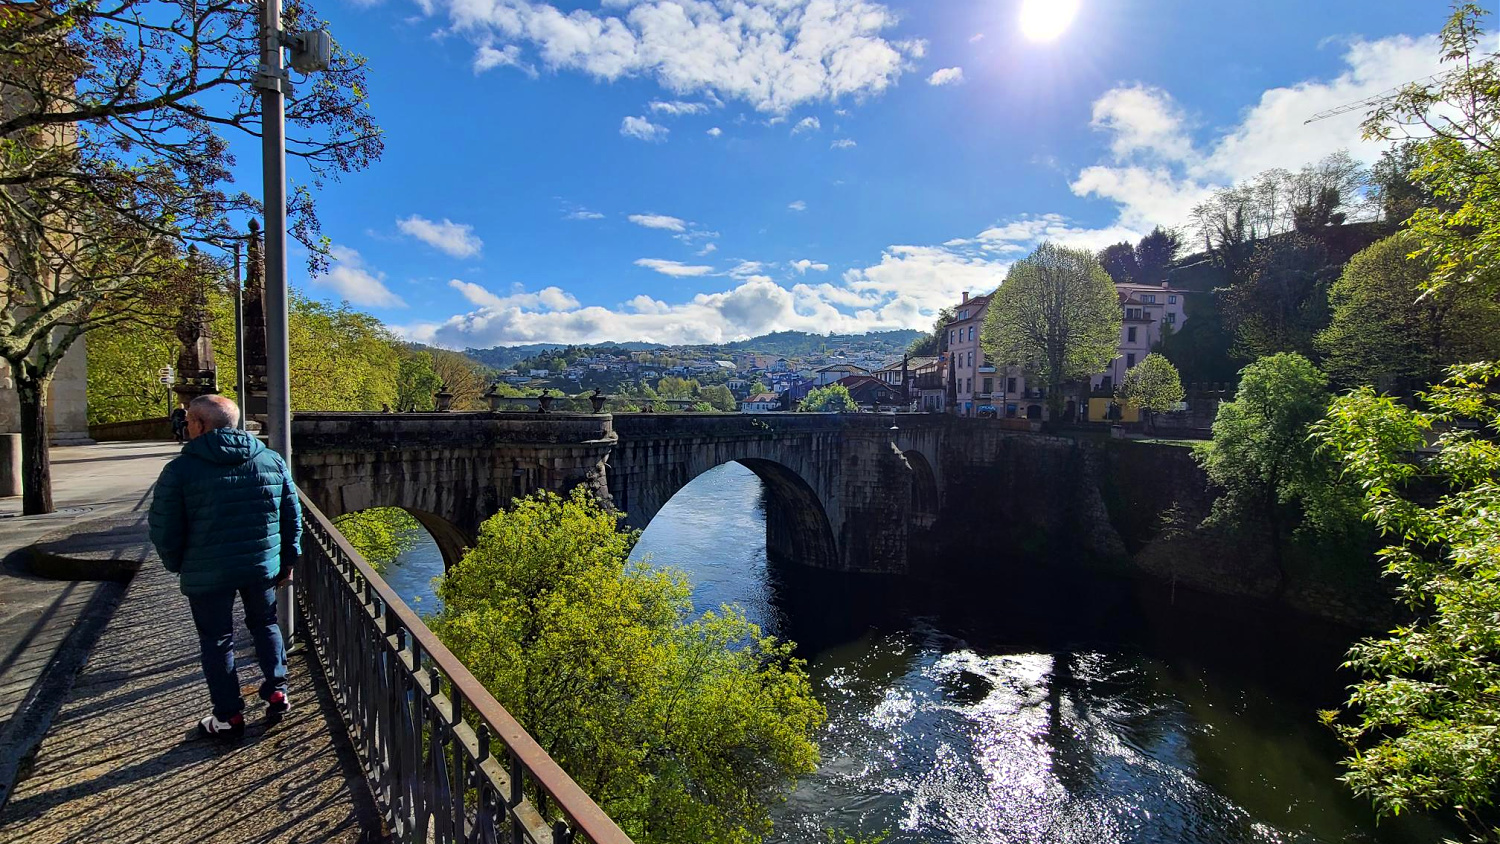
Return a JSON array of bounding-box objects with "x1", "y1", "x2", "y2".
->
[{"x1": 463, "y1": 329, "x2": 921, "y2": 368}]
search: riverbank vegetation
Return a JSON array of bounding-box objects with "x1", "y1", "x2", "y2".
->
[{"x1": 428, "y1": 488, "x2": 825, "y2": 844}]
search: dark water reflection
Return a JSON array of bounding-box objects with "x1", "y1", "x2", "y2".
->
[{"x1": 385, "y1": 462, "x2": 1453, "y2": 844}]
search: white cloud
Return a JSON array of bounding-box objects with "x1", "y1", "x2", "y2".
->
[
  {"x1": 424, "y1": 0, "x2": 921, "y2": 113},
  {"x1": 412, "y1": 212, "x2": 1137, "y2": 348},
  {"x1": 706, "y1": 126, "x2": 723, "y2": 137},
  {"x1": 620, "y1": 115, "x2": 669, "y2": 142},
  {"x1": 473, "y1": 43, "x2": 533, "y2": 75},
  {"x1": 627, "y1": 213, "x2": 687, "y2": 232},
  {"x1": 396, "y1": 215, "x2": 483, "y2": 258},
  {"x1": 314, "y1": 246, "x2": 407, "y2": 308},
  {"x1": 969, "y1": 32, "x2": 984, "y2": 43},
  {"x1": 634, "y1": 258, "x2": 715, "y2": 277},
  {"x1": 564, "y1": 208, "x2": 605, "y2": 220},
  {"x1": 649, "y1": 99, "x2": 709, "y2": 115},
  {"x1": 788, "y1": 200, "x2": 807, "y2": 212},
  {"x1": 927, "y1": 67, "x2": 964, "y2": 86},
  {"x1": 697, "y1": 242, "x2": 717, "y2": 256},
  {"x1": 830, "y1": 138, "x2": 857, "y2": 149},
  {"x1": 791, "y1": 116, "x2": 821, "y2": 134},
  {"x1": 449, "y1": 279, "x2": 580, "y2": 311},
  {"x1": 1071, "y1": 33, "x2": 1444, "y2": 233}
]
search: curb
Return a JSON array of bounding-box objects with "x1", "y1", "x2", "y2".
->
[{"x1": 17, "y1": 516, "x2": 154, "y2": 583}]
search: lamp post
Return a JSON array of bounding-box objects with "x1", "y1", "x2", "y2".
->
[{"x1": 255, "y1": 2, "x2": 332, "y2": 641}]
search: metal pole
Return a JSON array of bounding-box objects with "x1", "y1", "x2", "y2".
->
[
  {"x1": 259, "y1": 0, "x2": 295, "y2": 640},
  {"x1": 233, "y1": 240, "x2": 246, "y2": 430}
]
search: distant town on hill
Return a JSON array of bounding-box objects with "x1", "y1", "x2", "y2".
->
[
  {"x1": 463, "y1": 330, "x2": 921, "y2": 372},
  {"x1": 456, "y1": 329, "x2": 923, "y2": 401}
]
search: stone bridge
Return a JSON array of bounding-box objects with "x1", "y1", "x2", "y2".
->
[{"x1": 290, "y1": 412, "x2": 949, "y2": 573}]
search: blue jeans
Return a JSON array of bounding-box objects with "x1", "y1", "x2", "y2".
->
[{"x1": 187, "y1": 581, "x2": 287, "y2": 720}]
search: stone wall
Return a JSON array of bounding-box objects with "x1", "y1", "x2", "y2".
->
[
  {"x1": 88, "y1": 416, "x2": 173, "y2": 442},
  {"x1": 0, "y1": 337, "x2": 91, "y2": 444}
]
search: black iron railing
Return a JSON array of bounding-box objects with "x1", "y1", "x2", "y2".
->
[{"x1": 295, "y1": 490, "x2": 634, "y2": 844}]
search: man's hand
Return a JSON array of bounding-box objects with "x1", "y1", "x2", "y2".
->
[{"x1": 275, "y1": 569, "x2": 293, "y2": 588}]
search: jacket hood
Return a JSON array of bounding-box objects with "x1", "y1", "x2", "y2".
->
[{"x1": 184, "y1": 427, "x2": 267, "y2": 466}]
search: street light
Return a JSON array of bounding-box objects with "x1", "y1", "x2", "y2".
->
[{"x1": 255, "y1": 2, "x2": 333, "y2": 641}]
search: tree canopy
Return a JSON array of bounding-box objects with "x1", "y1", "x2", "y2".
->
[
  {"x1": 1196, "y1": 354, "x2": 1358, "y2": 587},
  {"x1": 1315, "y1": 364, "x2": 1500, "y2": 840},
  {"x1": 1316, "y1": 233, "x2": 1500, "y2": 390},
  {"x1": 429, "y1": 488, "x2": 825, "y2": 844},
  {"x1": 981, "y1": 242, "x2": 1121, "y2": 420},
  {"x1": 1117, "y1": 353, "x2": 1184, "y2": 424},
  {"x1": 797, "y1": 384, "x2": 858, "y2": 413}
]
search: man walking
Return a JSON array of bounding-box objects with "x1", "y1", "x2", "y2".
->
[{"x1": 148, "y1": 395, "x2": 300, "y2": 738}]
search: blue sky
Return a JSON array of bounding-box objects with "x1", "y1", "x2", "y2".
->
[{"x1": 253, "y1": 0, "x2": 1466, "y2": 348}]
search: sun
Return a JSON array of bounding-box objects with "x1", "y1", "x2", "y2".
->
[{"x1": 1018, "y1": 0, "x2": 1080, "y2": 42}]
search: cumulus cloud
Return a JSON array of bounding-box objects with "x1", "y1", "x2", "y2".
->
[
  {"x1": 1072, "y1": 33, "x2": 1443, "y2": 233},
  {"x1": 927, "y1": 67, "x2": 964, "y2": 86},
  {"x1": 424, "y1": 0, "x2": 921, "y2": 113},
  {"x1": 787, "y1": 200, "x2": 807, "y2": 212},
  {"x1": 791, "y1": 116, "x2": 821, "y2": 134},
  {"x1": 634, "y1": 258, "x2": 715, "y2": 277},
  {"x1": 449, "y1": 280, "x2": 580, "y2": 311},
  {"x1": 649, "y1": 99, "x2": 709, "y2": 116},
  {"x1": 706, "y1": 126, "x2": 723, "y2": 137},
  {"x1": 396, "y1": 215, "x2": 483, "y2": 258},
  {"x1": 830, "y1": 138, "x2": 856, "y2": 149},
  {"x1": 620, "y1": 115, "x2": 669, "y2": 142},
  {"x1": 314, "y1": 246, "x2": 407, "y2": 308},
  {"x1": 627, "y1": 213, "x2": 687, "y2": 231},
  {"x1": 408, "y1": 213, "x2": 1131, "y2": 348}
]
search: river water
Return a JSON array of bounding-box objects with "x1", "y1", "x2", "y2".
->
[{"x1": 383, "y1": 462, "x2": 1452, "y2": 844}]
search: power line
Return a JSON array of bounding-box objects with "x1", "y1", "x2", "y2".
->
[{"x1": 1303, "y1": 73, "x2": 1447, "y2": 125}]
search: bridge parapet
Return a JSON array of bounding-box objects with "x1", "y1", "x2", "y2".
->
[{"x1": 293, "y1": 411, "x2": 616, "y2": 450}]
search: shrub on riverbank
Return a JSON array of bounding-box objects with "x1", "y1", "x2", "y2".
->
[{"x1": 429, "y1": 487, "x2": 825, "y2": 844}]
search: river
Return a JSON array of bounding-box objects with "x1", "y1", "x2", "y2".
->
[{"x1": 382, "y1": 462, "x2": 1452, "y2": 844}]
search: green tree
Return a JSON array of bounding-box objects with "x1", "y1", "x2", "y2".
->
[
  {"x1": 1117, "y1": 353, "x2": 1184, "y2": 431},
  {"x1": 656, "y1": 375, "x2": 698, "y2": 399},
  {"x1": 1314, "y1": 364, "x2": 1500, "y2": 841},
  {"x1": 332, "y1": 507, "x2": 421, "y2": 571},
  {"x1": 797, "y1": 384, "x2": 858, "y2": 413},
  {"x1": 288, "y1": 295, "x2": 402, "y2": 411},
  {"x1": 1316, "y1": 233, "x2": 1500, "y2": 390},
  {"x1": 700, "y1": 384, "x2": 737, "y2": 412},
  {"x1": 1134, "y1": 226, "x2": 1184, "y2": 284},
  {"x1": 430, "y1": 348, "x2": 490, "y2": 410},
  {"x1": 1221, "y1": 233, "x2": 1338, "y2": 360},
  {"x1": 981, "y1": 242, "x2": 1122, "y2": 421},
  {"x1": 395, "y1": 350, "x2": 442, "y2": 412},
  {"x1": 1098, "y1": 242, "x2": 1140, "y2": 284},
  {"x1": 1364, "y1": 4, "x2": 1500, "y2": 297},
  {"x1": 1196, "y1": 353, "x2": 1358, "y2": 590},
  {"x1": 430, "y1": 488, "x2": 825, "y2": 844},
  {"x1": 1158, "y1": 290, "x2": 1245, "y2": 387}
]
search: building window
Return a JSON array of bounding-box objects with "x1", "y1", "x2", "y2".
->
[
  {"x1": 967, "y1": 326, "x2": 975, "y2": 342},
  {"x1": 1165, "y1": 312, "x2": 1176, "y2": 325},
  {"x1": 1127, "y1": 353, "x2": 1136, "y2": 368},
  {"x1": 1168, "y1": 294, "x2": 1177, "y2": 304},
  {"x1": 949, "y1": 329, "x2": 955, "y2": 345},
  {"x1": 983, "y1": 378, "x2": 993, "y2": 394},
  {"x1": 959, "y1": 309, "x2": 968, "y2": 320},
  {"x1": 968, "y1": 351, "x2": 974, "y2": 368},
  {"x1": 966, "y1": 378, "x2": 972, "y2": 393},
  {"x1": 1007, "y1": 377, "x2": 1017, "y2": 393},
  {"x1": 1127, "y1": 326, "x2": 1137, "y2": 342},
  {"x1": 1143, "y1": 294, "x2": 1156, "y2": 304}
]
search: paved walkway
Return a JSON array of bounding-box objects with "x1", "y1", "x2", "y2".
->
[{"x1": 0, "y1": 440, "x2": 384, "y2": 842}]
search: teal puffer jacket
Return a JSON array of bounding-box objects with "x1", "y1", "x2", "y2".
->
[{"x1": 148, "y1": 427, "x2": 302, "y2": 596}]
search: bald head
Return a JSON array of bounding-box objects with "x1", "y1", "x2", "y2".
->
[{"x1": 186, "y1": 395, "x2": 240, "y2": 433}]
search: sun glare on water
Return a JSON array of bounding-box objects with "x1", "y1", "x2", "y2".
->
[{"x1": 1019, "y1": 0, "x2": 1081, "y2": 42}]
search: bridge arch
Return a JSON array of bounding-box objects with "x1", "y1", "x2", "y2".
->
[{"x1": 903, "y1": 449, "x2": 940, "y2": 526}]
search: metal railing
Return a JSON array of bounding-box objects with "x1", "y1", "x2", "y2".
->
[{"x1": 295, "y1": 490, "x2": 634, "y2": 844}]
